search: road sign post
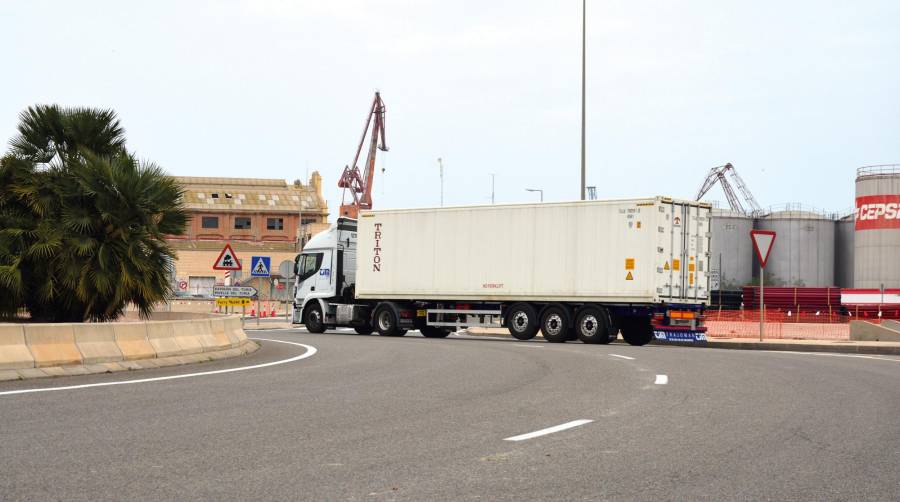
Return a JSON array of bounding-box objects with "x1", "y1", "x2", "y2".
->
[
  {"x1": 250, "y1": 257, "x2": 271, "y2": 327},
  {"x1": 750, "y1": 230, "x2": 777, "y2": 342}
]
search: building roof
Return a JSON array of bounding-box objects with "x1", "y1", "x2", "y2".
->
[{"x1": 174, "y1": 173, "x2": 328, "y2": 214}]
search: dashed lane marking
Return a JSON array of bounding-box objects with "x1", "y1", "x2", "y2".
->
[
  {"x1": 0, "y1": 339, "x2": 317, "y2": 397},
  {"x1": 655, "y1": 374, "x2": 669, "y2": 385},
  {"x1": 608, "y1": 354, "x2": 635, "y2": 360},
  {"x1": 504, "y1": 419, "x2": 594, "y2": 441}
]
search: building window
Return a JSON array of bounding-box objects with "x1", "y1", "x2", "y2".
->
[
  {"x1": 201, "y1": 216, "x2": 219, "y2": 229},
  {"x1": 267, "y1": 217, "x2": 284, "y2": 230},
  {"x1": 234, "y1": 217, "x2": 252, "y2": 230}
]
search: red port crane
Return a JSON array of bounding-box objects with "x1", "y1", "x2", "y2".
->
[{"x1": 338, "y1": 92, "x2": 388, "y2": 219}]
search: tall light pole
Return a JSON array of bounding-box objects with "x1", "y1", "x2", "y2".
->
[
  {"x1": 580, "y1": 0, "x2": 586, "y2": 200},
  {"x1": 437, "y1": 157, "x2": 444, "y2": 207},
  {"x1": 525, "y1": 188, "x2": 544, "y2": 202},
  {"x1": 490, "y1": 173, "x2": 496, "y2": 204}
]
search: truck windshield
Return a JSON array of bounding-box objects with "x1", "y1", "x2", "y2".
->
[{"x1": 298, "y1": 253, "x2": 323, "y2": 282}]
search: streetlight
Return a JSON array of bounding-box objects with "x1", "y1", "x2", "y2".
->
[
  {"x1": 525, "y1": 188, "x2": 544, "y2": 202},
  {"x1": 580, "y1": 0, "x2": 586, "y2": 200}
]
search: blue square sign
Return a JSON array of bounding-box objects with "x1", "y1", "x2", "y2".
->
[{"x1": 250, "y1": 256, "x2": 271, "y2": 277}]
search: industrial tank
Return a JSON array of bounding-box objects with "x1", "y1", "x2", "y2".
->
[
  {"x1": 709, "y1": 207, "x2": 754, "y2": 290},
  {"x1": 854, "y1": 165, "x2": 900, "y2": 288},
  {"x1": 834, "y1": 214, "x2": 855, "y2": 287},
  {"x1": 755, "y1": 206, "x2": 836, "y2": 287}
]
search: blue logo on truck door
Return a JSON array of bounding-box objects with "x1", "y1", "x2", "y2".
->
[{"x1": 319, "y1": 268, "x2": 331, "y2": 277}]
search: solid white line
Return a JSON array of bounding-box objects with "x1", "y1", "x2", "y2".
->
[
  {"x1": 0, "y1": 338, "x2": 316, "y2": 397},
  {"x1": 503, "y1": 419, "x2": 594, "y2": 441},
  {"x1": 608, "y1": 354, "x2": 635, "y2": 360},
  {"x1": 655, "y1": 374, "x2": 668, "y2": 385}
]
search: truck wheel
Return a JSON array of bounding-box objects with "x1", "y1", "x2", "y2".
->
[
  {"x1": 540, "y1": 305, "x2": 570, "y2": 343},
  {"x1": 354, "y1": 325, "x2": 374, "y2": 335},
  {"x1": 374, "y1": 304, "x2": 405, "y2": 337},
  {"x1": 420, "y1": 326, "x2": 451, "y2": 338},
  {"x1": 304, "y1": 302, "x2": 326, "y2": 334},
  {"x1": 621, "y1": 318, "x2": 653, "y2": 346},
  {"x1": 575, "y1": 306, "x2": 612, "y2": 344},
  {"x1": 506, "y1": 303, "x2": 539, "y2": 340}
]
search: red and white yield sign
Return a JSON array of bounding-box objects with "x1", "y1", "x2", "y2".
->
[{"x1": 750, "y1": 230, "x2": 776, "y2": 268}]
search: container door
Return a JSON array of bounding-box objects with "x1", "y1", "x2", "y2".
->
[{"x1": 659, "y1": 202, "x2": 709, "y2": 302}]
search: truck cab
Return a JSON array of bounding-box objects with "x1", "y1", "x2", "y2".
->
[{"x1": 292, "y1": 218, "x2": 359, "y2": 327}]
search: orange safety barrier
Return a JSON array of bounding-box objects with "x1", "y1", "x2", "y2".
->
[{"x1": 704, "y1": 309, "x2": 849, "y2": 340}]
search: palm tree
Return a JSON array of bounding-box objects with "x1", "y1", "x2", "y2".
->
[{"x1": 0, "y1": 105, "x2": 186, "y2": 322}]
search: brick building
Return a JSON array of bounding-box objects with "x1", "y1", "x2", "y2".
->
[{"x1": 167, "y1": 173, "x2": 330, "y2": 297}]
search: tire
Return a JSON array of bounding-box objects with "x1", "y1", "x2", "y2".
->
[
  {"x1": 374, "y1": 303, "x2": 406, "y2": 337},
  {"x1": 506, "y1": 303, "x2": 539, "y2": 340},
  {"x1": 575, "y1": 306, "x2": 613, "y2": 344},
  {"x1": 420, "y1": 326, "x2": 451, "y2": 338},
  {"x1": 303, "y1": 302, "x2": 326, "y2": 334},
  {"x1": 621, "y1": 318, "x2": 653, "y2": 346},
  {"x1": 540, "y1": 305, "x2": 571, "y2": 343},
  {"x1": 354, "y1": 325, "x2": 374, "y2": 335}
]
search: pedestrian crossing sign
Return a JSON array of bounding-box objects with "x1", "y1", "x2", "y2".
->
[{"x1": 250, "y1": 256, "x2": 271, "y2": 277}]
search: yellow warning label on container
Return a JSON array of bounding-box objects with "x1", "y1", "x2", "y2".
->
[
  {"x1": 625, "y1": 271, "x2": 634, "y2": 280},
  {"x1": 689, "y1": 273, "x2": 694, "y2": 285},
  {"x1": 688, "y1": 263, "x2": 696, "y2": 272},
  {"x1": 216, "y1": 297, "x2": 251, "y2": 307},
  {"x1": 636, "y1": 221, "x2": 642, "y2": 229},
  {"x1": 664, "y1": 261, "x2": 670, "y2": 270},
  {"x1": 416, "y1": 309, "x2": 427, "y2": 317},
  {"x1": 625, "y1": 258, "x2": 635, "y2": 270},
  {"x1": 673, "y1": 259, "x2": 681, "y2": 271}
]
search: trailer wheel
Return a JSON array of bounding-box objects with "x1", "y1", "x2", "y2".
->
[
  {"x1": 506, "y1": 303, "x2": 539, "y2": 340},
  {"x1": 303, "y1": 302, "x2": 326, "y2": 334},
  {"x1": 540, "y1": 305, "x2": 570, "y2": 343},
  {"x1": 621, "y1": 318, "x2": 653, "y2": 346},
  {"x1": 354, "y1": 325, "x2": 374, "y2": 335},
  {"x1": 575, "y1": 306, "x2": 612, "y2": 344},
  {"x1": 420, "y1": 326, "x2": 451, "y2": 338},
  {"x1": 374, "y1": 303, "x2": 406, "y2": 337}
]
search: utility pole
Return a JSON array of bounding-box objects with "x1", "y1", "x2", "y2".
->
[
  {"x1": 580, "y1": 0, "x2": 586, "y2": 200},
  {"x1": 525, "y1": 188, "x2": 544, "y2": 202},
  {"x1": 437, "y1": 157, "x2": 444, "y2": 207}
]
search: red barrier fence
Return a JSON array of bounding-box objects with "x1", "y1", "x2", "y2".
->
[{"x1": 704, "y1": 309, "x2": 850, "y2": 340}]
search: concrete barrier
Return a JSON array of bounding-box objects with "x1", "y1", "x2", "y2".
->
[
  {"x1": 208, "y1": 318, "x2": 232, "y2": 349},
  {"x1": 850, "y1": 320, "x2": 900, "y2": 342},
  {"x1": 113, "y1": 322, "x2": 155, "y2": 360},
  {"x1": 24, "y1": 324, "x2": 83, "y2": 368},
  {"x1": 0, "y1": 315, "x2": 252, "y2": 379},
  {"x1": 169, "y1": 320, "x2": 204, "y2": 355},
  {"x1": 189, "y1": 319, "x2": 226, "y2": 352},
  {"x1": 73, "y1": 323, "x2": 123, "y2": 364},
  {"x1": 146, "y1": 321, "x2": 183, "y2": 358},
  {"x1": 0, "y1": 324, "x2": 34, "y2": 370}
]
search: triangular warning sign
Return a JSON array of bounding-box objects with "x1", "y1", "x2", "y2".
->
[
  {"x1": 664, "y1": 261, "x2": 670, "y2": 270},
  {"x1": 625, "y1": 271, "x2": 634, "y2": 280},
  {"x1": 750, "y1": 230, "x2": 776, "y2": 268},
  {"x1": 213, "y1": 244, "x2": 242, "y2": 270},
  {"x1": 253, "y1": 259, "x2": 269, "y2": 275}
]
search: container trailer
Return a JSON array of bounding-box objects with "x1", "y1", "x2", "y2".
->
[{"x1": 292, "y1": 197, "x2": 711, "y2": 345}]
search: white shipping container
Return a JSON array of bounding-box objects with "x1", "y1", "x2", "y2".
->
[{"x1": 356, "y1": 197, "x2": 711, "y2": 305}]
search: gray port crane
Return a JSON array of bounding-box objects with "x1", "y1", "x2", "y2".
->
[{"x1": 695, "y1": 163, "x2": 762, "y2": 214}]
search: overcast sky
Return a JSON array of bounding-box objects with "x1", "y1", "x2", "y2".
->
[{"x1": 2, "y1": 1, "x2": 898, "y2": 215}]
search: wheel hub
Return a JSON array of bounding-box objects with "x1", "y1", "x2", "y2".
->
[
  {"x1": 546, "y1": 314, "x2": 563, "y2": 336},
  {"x1": 580, "y1": 315, "x2": 598, "y2": 337},
  {"x1": 512, "y1": 312, "x2": 528, "y2": 332},
  {"x1": 378, "y1": 311, "x2": 392, "y2": 331}
]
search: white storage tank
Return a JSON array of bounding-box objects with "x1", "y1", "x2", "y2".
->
[
  {"x1": 709, "y1": 207, "x2": 754, "y2": 290},
  {"x1": 834, "y1": 214, "x2": 855, "y2": 288},
  {"x1": 854, "y1": 165, "x2": 900, "y2": 288},
  {"x1": 755, "y1": 206, "x2": 837, "y2": 287}
]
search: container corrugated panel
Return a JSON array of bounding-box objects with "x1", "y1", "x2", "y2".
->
[{"x1": 356, "y1": 197, "x2": 710, "y2": 305}]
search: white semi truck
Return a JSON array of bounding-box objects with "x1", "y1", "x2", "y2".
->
[{"x1": 292, "y1": 197, "x2": 711, "y2": 345}]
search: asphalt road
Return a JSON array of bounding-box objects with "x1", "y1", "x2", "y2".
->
[{"x1": 2, "y1": 328, "x2": 900, "y2": 501}]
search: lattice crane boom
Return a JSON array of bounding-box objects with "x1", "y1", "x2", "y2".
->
[
  {"x1": 338, "y1": 92, "x2": 388, "y2": 219},
  {"x1": 695, "y1": 163, "x2": 760, "y2": 214}
]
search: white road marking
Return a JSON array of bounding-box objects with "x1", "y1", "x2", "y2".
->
[
  {"x1": 0, "y1": 338, "x2": 316, "y2": 397},
  {"x1": 503, "y1": 419, "x2": 594, "y2": 441},
  {"x1": 608, "y1": 354, "x2": 635, "y2": 360},
  {"x1": 655, "y1": 374, "x2": 669, "y2": 385}
]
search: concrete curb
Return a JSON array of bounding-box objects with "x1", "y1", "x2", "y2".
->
[
  {"x1": 703, "y1": 339, "x2": 900, "y2": 355},
  {"x1": 0, "y1": 340, "x2": 259, "y2": 382}
]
